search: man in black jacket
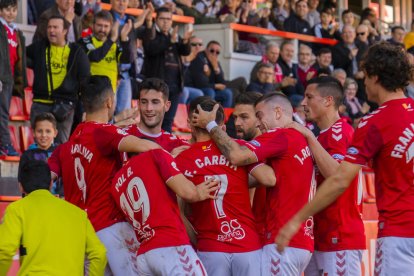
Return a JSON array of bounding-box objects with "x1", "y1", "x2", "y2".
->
[
  {"x1": 283, "y1": 0, "x2": 311, "y2": 35},
  {"x1": 142, "y1": 7, "x2": 192, "y2": 132},
  {"x1": 27, "y1": 15, "x2": 90, "y2": 143}
]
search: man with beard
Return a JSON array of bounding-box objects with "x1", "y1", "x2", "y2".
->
[
  {"x1": 124, "y1": 78, "x2": 189, "y2": 153},
  {"x1": 78, "y1": 10, "x2": 132, "y2": 93}
]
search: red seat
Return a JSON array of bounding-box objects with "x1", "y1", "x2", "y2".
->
[
  {"x1": 19, "y1": 126, "x2": 34, "y2": 152},
  {"x1": 26, "y1": 68, "x2": 34, "y2": 88},
  {"x1": 9, "y1": 96, "x2": 28, "y2": 121},
  {"x1": 173, "y1": 104, "x2": 191, "y2": 133},
  {"x1": 224, "y1": 107, "x2": 234, "y2": 123},
  {"x1": 23, "y1": 87, "x2": 33, "y2": 117},
  {"x1": 9, "y1": 125, "x2": 21, "y2": 154}
]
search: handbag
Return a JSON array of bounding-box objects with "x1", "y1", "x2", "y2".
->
[{"x1": 47, "y1": 45, "x2": 74, "y2": 122}]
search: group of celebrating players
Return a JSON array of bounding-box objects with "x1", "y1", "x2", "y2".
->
[{"x1": 48, "y1": 42, "x2": 414, "y2": 276}]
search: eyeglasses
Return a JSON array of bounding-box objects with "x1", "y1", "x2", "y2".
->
[
  {"x1": 209, "y1": 49, "x2": 220, "y2": 55},
  {"x1": 191, "y1": 43, "x2": 203, "y2": 47},
  {"x1": 356, "y1": 32, "x2": 366, "y2": 36}
]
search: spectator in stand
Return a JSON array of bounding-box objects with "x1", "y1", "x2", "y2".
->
[
  {"x1": 18, "y1": 113, "x2": 61, "y2": 195},
  {"x1": 343, "y1": 77, "x2": 370, "y2": 122},
  {"x1": 109, "y1": 0, "x2": 152, "y2": 114},
  {"x1": 277, "y1": 40, "x2": 302, "y2": 98},
  {"x1": 78, "y1": 10, "x2": 133, "y2": 94},
  {"x1": 332, "y1": 24, "x2": 368, "y2": 78},
  {"x1": 270, "y1": 0, "x2": 289, "y2": 30},
  {"x1": 142, "y1": 7, "x2": 192, "y2": 132},
  {"x1": 33, "y1": 0, "x2": 82, "y2": 43},
  {"x1": 297, "y1": 44, "x2": 317, "y2": 89},
  {"x1": 306, "y1": 0, "x2": 320, "y2": 28},
  {"x1": 216, "y1": 0, "x2": 242, "y2": 23},
  {"x1": 332, "y1": 68, "x2": 346, "y2": 86},
  {"x1": 312, "y1": 8, "x2": 341, "y2": 53},
  {"x1": 312, "y1": 47, "x2": 334, "y2": 74},
  {"x1": 387, "y1": 26, "x2": 405, "y2": 47},
  {"x1": 283, "y1": 0, "x2": 311, "y2": 35},
  {"x1": 0, "y1": 160, "x2": 107, "y2": 275},
  {"x1": 406, "y1": 47, "x2": 414, "y2": 98},
  {"x1": 187, "y1": 40, "x2": 233, "y2": 107},
  {"x1": 175, "y1": 0, "x2": 221, "y2": 24},
  {"x1": 181, "y1": 36, "x2": 204, "y2": 104},
  {"x1": 340, "y1": 9, "x2": 355, "y2": 31},
  {"x1": 0, "y1": 0, "x2": 26, "y2": 157},
  {"x1": 247, "y1": 62, "x2": 278, "y2": 94},
  {"x1": 404, "y1": 20, "x2": 414, "y2": 50},
  {"x1": 79, "y1": 0, "x2": 101, "y2": 17},
  {"x1": 355, "y1": 24, "x2": 370, "y2": 46},
  {"x1": 194, "y1": 0, "x2": 222, "y2": 18},
  {"x1": 27, "y1": 0, "x2": 55, "y2": 25},
  {"x1": 360, "y1": 7, "x2": 381, "y2": 43},
  {"x1": 27, "y1": 15, "x2": 90, "y2": 144}
]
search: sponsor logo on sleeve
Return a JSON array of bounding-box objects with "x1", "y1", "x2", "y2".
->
[
  {"x1": 347, "y1": 147, "x2": 359, "y2": 155},
  {"x1": 332, "y1": 154, "x2": 345, "y2": 160},
  {"x1": 117, "y1": 128, "x2": 128, "y2": 136},
  {"x1": 249, "y1": 140, "x2": 261, "y2": 147}
]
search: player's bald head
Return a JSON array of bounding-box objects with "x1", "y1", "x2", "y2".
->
[{"x1": 255, "y1": 92, "x2": 293, "y2": 117}]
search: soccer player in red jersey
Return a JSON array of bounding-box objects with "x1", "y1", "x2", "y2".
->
[
  {"x1": 192, "y1": 93, "x2": 316, "y2": 275},
  {"x1": 233, "y1": 92, "x2": 267, "y2": 245},
  {"x1": 62, "y1": 76, "x2": 160, "y2": 275},
  {"x1": 276, "y1": 42, "x2": 414, "y2": 276},
  {"x1": 111, "y1": 148, "x2": 218, "y2": 275},
  {"x1": 291, "y1": 76, "x2": 366, "y2": 275},
  {"x1": 124, "y1": 78, "x2": 189, "y2": 153},
  {"x1": 176, "y1": 97, "x2": 276, "y2": 276}
]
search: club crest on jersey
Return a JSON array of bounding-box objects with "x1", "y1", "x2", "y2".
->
[
  {"x1": 347, "y1": 147, "x2": 359, "y2": 155},
  {"x1": 249, "y1": 140, "x2": 261, "y2": 147}
]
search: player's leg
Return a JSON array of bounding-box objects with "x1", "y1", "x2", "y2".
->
[
  {"x1": 96, "y1": 222, "x2": 140, "y2": 276},
  {"x1": 261, "y1": 244, "x2": 312, "y2": 276},
  {"x1": 311, "y1": 250, "x2": 363, "y2": 276},
  {"x1": 197, "y1": 251, "x2": 232, "y2": 276},
  {"x1": 231, "y1": 249, "x2": 261, "y2": 276},
  {"x1": 304, "y1": 253, "x2": 320, "y2": 276},
  {"x1": 145, "y1": 245, "x2": 207, "y2": 276},
  {"x1": 374, "y1": 237, "x2": 414, "y2": 276}
]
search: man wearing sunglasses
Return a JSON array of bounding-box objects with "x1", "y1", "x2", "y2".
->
[{"x1": 187, "y1": 40, "x2": 233, "y2": 107}]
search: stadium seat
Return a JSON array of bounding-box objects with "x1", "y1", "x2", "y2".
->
[
  {"x1": 0, "y1": 125, "x2": 22, "y2": 161},
  {"x1": 23, "y1": 87, "x2": 33, "y2": 117},
  {"x1": 26, "y1": 68, "x2": 34, "y2": 88},
  {"x1": 173, "y1": 104, "x2": 191, "y2": 133},
  {"x1": 19, "y1": 126, "x2": 34, "y2": 152},
  {"x1": 9, "y1": 96, "x2": 28, "y2": 121},
  {"x1": 224, "y1": 107, "x2": 234, "y2": 123}
]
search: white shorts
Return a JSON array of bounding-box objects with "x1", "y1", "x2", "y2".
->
[
  {"x1": 97, "y1": 222, "x2": 140, "y2": 276},
  {"x1": 304, "y1": 250, "x2": 363, "y2": 276},
  {"x1": 374, "y1": 237, "x2": 414, "y2": 276},
  {"x1": 262, "y1": 244, "x2": 312, "y2": 276},
  {"x1": 197, "y1": 249, "x2": 261, "y2": 276},
  {"x1": 137, "y1": 245, "x2": 207, "y2": 276}
]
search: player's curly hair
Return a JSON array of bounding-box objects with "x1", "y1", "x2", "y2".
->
[{"x1": 360, "y1": 42, "x2": 414, "y2": 92}]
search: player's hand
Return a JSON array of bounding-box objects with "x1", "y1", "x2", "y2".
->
[
  {"x1": 275, "y1": 217, "x2": 302, "y2": 253},
  {"x1": 214, "y1": 83, "x2": 226, "y2": 90},
  {"x1": 171, "y1": 26, "x2": 178, "y2": 43},
  {"x1": 120, "y1": 19, "x2": 133, "y2": 42},
  {"x1": 196, "y1": 178, "x2": 219, "y2": 201},
  {"x1": 171, "y1": 145, "x2": 190, "y2": 158},
  {"x1": 191, "y1": 104, "x2": 219, "y2": 129},
  {"x1": 285, "y1": 121, "x2": 314, "y2": 139},
  {"x1": 64, "y1": 7, "x2": 75, "y2": 23},
  {"x1": 110, "y1": 20, "x2": 120, "y2": 42}
]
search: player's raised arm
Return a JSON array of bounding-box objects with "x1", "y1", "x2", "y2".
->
[
  {"x1": 276, "y1": 161, "x2": 360, "y2": 252},
  {"x1": 166, "y1": 174, "x2": 219, "y2": 203},
  {"x1": 192, "y1": 104, "x2": 258, "y2": 166}
]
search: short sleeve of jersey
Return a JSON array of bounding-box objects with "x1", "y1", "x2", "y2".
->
[
  {"x1": 151, "y1": 149, "x2": 182, "y2": 183},
  {"x1": 235, "y1": 139, "x2": 265, "y2": 173},
  {"x1": 48, "y1": 144, "x2": 62, "y2": 176},
  {"x1": 248, "y1": 130, "x2": 288, "y2": 162},
  {"x1": 344, "y1": 119, "x2": 383, "y2": 166},
  {"x1": 322, "y1": 124, "x2": 353, "y2": 162},
  {"x1": 94, "y1": 124, "x2": 128, "y2": 156}
]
